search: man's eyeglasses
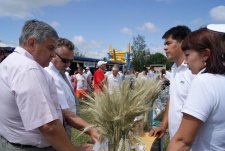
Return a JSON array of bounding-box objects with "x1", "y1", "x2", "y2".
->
[{"x1": 56, "y1": 53, "x2": 73, "y2": 64}]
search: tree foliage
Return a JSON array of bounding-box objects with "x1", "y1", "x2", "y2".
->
[
  {"x1": 131, "y1": 35, "x2": 173, "y2": 71},
  {"x1": 131, "y1": 34, "x2": 150, "y2": 71},
  {"x1": 147, "y1": 53, "x2": 173, "y2": 70}
]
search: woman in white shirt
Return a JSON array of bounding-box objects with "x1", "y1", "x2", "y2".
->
[{"x1": 167, "y1": 26, "x2": 225, "y2": 151}]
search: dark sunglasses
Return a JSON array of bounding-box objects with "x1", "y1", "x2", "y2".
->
[{"x1": 56, "y1": 53, "x2": 73, "y2": 64}]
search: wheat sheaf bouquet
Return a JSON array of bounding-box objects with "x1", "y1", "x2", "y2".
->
[{"x1": 84, "y1": 78, "x2": 161, "y2": 151}]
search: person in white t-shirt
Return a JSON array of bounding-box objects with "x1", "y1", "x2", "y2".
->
[
  {"x1": 138, "y1": 67, "x2": 149, "y2": 81},
  {"x1": 148, "y1": 66, "x2": 155, "y2": 78},
  {"x1": 75, "y1": 66, "x2": 88, "y2": 100},
  {"x1": 106, "y1": 64, "x2": 122, "y2": 94},
  {"x1": 167, "y1": 26, "x2": 225, "y2": 151},
  {"x1": 149, "y1": 25, "x2": 194, "y2": 139},
  {"x1": 84, "y1": 67, "x2": 93, "y2": 91}
]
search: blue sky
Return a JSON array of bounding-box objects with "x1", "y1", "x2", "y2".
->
[{"x1": 0, "y1": 0, "x2": 225, "y2": 58}]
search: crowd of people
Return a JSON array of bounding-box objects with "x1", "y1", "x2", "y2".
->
[{"x1": 0, "y1": 18, "x2": 225, "y2": 151}]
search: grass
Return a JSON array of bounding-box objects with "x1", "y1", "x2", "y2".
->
[
  {"x1": 71, "y1": 128, "x2": 90, "y2": 146},
  {"x1": 71, "y1": 101, "x2": 93, "y2": 146}
]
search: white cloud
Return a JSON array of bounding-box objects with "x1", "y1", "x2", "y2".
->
[
  {"x1": 0, "y1": 0, "x2": 72, "y2": 19},
  {"x1": 209, "y1": 5, "x2": 225, "y2": 23},
  {"x1": 50, "y1": 21, "x2": 60, "y2": 28},
  {"x1": 138, "y1": 22, "x2": 157, "y2": 32},
  {"x1": 73, "y1": 35, "x2": 85, "y2": 45},
  {"x1": 120, "y1": 27, "x2": 133, "y2": 35},
  {"x1": 72, "y1": 35, "x2": 105, "y2": 59},
  {"x1": 192, "y1": 18, "x2": 205, "y2": 27},
  {"x1": 82, "y1": 48, "x2": 108, "y2": 59}
]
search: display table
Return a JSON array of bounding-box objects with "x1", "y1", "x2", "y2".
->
[{"x1": 139, "y1": 133, "x2": 157, "y2": 151}]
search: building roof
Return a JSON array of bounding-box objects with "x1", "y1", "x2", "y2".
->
[{"x1": 0, "y1": 41, "x2": 15, "y2": 52}]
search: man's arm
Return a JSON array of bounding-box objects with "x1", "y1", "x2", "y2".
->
[
  {"x1": 39, "y1": 119, "x2": 83, "y2": 151},
  {"x1": 166, "y1": 113, "x2": 203, "y2": 151},
  {"x1": 63, "y1": 109, "x2": 99, "y2": 143},
  {"x1": 98, "y1": 76, "x2": 107, "y2": 89},
  {"x1": 149, "y1": 96, "x2": 169, "y2": 138}
]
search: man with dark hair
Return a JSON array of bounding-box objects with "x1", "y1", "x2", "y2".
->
[
  {"x1": 162, "y1": 25, "x2": 192, "y2": 41},
  {"x1": 149, "y1": 25, "x2": 194, "y2": 139},
  {"x1": 0, "y1": 20, "x2": 91, "y2": 151}
]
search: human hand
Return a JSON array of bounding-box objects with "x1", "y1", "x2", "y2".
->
[
  {"x1": 81, "y1": 143, "x2": 94, "y2": 151},
  {"x1": 149, "y1": 127, "x2": 166, "y2": 139},
  {"x1": 89, "y1": 128, "x2": 100, "y2": 144},
  {"x1": 73, "y1": 144, "x2": 93, "y2": 151}
]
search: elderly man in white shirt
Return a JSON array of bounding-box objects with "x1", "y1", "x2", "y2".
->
[
  {"x1": 45, "y1": 38, "x2": 99, "y2": 142},
  {"x1": 0, "y1": 20, "x2": 91, "y2": 151},
  {"x1": 106, "y1": 64, "x2": 122, "y2": 94}
]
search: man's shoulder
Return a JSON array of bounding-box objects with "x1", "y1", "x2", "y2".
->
[
  {"x1": 2, "y1": 53, "x2": 43, "y2": 79},
  {"x1": 44, "y1": 65, "x2": 64, "y2": 87},
  {"x1": 95, "y1": 69, "x2": 104, "y2": 75},
  {"x1": 45, "y1": 63, "x2": 61, "y2": 77},
  {"x1": 106, "y1": 73, "x2": 113, "y2": 78},
  {"x1": 183, "y1": 67, "x2": 195, "y2": 79}
]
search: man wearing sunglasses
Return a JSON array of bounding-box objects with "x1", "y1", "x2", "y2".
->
[
  {"x1": 55, "y1": 53, "x2": 73, "y2": 64},
  {"x1": 45, "y1": 38, "x2": 99, "y2": 144}
]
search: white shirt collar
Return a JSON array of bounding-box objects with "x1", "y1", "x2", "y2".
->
[
  {"x1": 48, "y1": 62, "x2": 61, "y2": 75},
  {"x1": 197, "y1": 68, "x2": 206, "y2": 75},
  {"x1": 172, "y1": 60, "x2": 187, "y2": 70},
  {"x1": 14, "y1": 46, "x2": 34, "y2": 60}
]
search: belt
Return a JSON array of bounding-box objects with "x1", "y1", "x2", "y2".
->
[
  {"x1": 9, "y1": 142, "x2": 36, "y2": 148},
  {"x1": 0, "y1": 136, "x2": 46, "y2": 148}
]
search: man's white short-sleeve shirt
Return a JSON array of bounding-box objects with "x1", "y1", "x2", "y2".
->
[
  {"x1": 168, "y1": 62, "x2": 194, "y2": 138},
  {"x1": 107, "y1": 73, "x2": 122, "y2": 94},
  {"x1": 0, "y1": 47, "x2": 63, "y2": 148},
  {"x1": 45, "y1": 63, "x2": 76, "y2": 114}
]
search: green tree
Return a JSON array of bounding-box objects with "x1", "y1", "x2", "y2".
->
[
  {"x1": 148, "y1": 53, "x2": 167, "y2": 64},
  {"x1": 131, "y1": 34, "x2": 150, "y2": 71},
  {"x1": 147, "y1": 53, "x2": 173, "y2": 70}
]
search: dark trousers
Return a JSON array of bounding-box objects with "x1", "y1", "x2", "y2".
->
[{"x1": 0, "y1": 136, "x2": 56, "y2": 151}]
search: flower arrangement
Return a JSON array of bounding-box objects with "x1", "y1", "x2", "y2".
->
[{"x1": 84, "y1": 78, "x2": 161, "y2": 151}]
